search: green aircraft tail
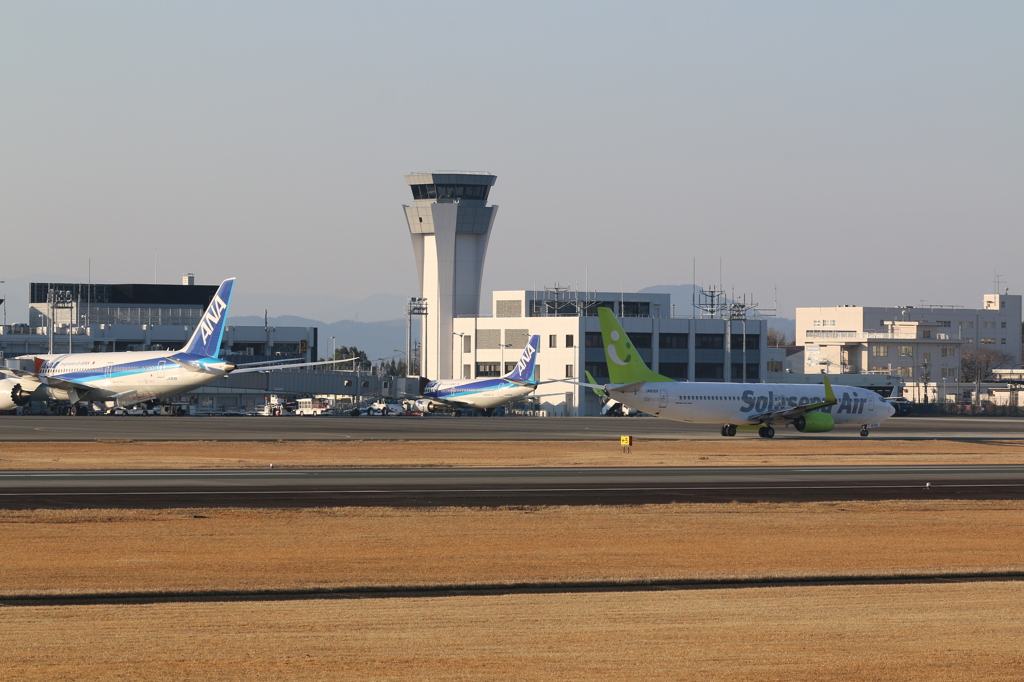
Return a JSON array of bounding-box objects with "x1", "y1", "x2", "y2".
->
[{"x1": 597, "y1": 307, "x2": 673, "y2": 384}]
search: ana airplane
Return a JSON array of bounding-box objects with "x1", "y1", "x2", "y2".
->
[
  {"x1": 0, "y1": 278, "x2": 356, "y2": 415},
  {"x1": 593, "y1": 308, "x2": 895, "y2": 437},
  {"x1": 413, "y1": 335, "x2": 540, "y2": 414}
]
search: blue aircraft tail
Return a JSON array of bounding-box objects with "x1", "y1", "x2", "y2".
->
[
  {"x1": 505, "y1": 335, "x2": 540, "y2": 384},
  {"x1": 181, "y1": 278, "x2": 235, "y2": 357}
]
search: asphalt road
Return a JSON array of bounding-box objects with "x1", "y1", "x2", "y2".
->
[
  {"x1": 2, "y1": 415, "x2": 1024, "y2": 441},
  {"x1": 2, "y1": 464, "x2": 1022, "y2": 508}
]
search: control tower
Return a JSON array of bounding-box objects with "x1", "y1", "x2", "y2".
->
[{"x1": 404, "y1": 171, "x2": 498, "y2": 380}]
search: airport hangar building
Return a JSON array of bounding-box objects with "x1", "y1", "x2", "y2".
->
[{"x1": 404, "y1": 171, "x2": 768, "y2": 417}]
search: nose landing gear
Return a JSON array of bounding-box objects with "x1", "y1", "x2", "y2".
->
[{"x1": 860, "y1": 426, "x2": 870, "y2": 437}]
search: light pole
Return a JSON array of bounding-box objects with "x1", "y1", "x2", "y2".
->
[
  {"x1": 453, "y1": 332, "x2": 465, "y2": 379},
  {"x1": 1, "y1": 280, "x2": 5, "y2": 327},
  {"x1": 328, "y1": 336, "x2": 336, "y2": 363},
  {"x1": 499, "y1": 343, "x2": 512, "y2": 376},
  {"x1": 392, "y1": 349, "x2": 409, "y2": 377},
  {"x1": 919, "y1": 361, "x2": 930, "y2": 404}
]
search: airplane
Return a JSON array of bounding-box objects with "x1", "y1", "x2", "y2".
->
[
  {"x1": 0, "y1": 278, "x2": 357, "y2": 415},
  {"x1": 412, "y1": 335, "x2": 541, "y2": 414},
  {"x1": 590, "y1": 308, "x2": 895, "y2": 437}
]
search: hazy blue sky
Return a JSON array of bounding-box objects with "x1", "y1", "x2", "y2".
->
[{"x1": 2, "y1": 1, "x2": 1021, "y2": 319}]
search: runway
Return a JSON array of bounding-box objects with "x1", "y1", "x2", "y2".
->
[
  {"x1": 2, "y1": 464, "x2": 1022, "y2": 508},
  {"x1": 2, "y1": 415, "x2": 1024, "y2": 441}
]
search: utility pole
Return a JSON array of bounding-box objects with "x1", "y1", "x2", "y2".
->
[{"x1": 406, "y1": 297, "x2": 427, "y2": 377}]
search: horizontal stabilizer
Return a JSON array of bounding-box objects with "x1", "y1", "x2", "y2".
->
[{"x1": 230, "y1": 357, "x2": 359, "y2": 375}]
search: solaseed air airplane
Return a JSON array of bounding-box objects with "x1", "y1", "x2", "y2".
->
[
  {"x1": 593, "y1": 308, "x2": 895, "y2": 437},
  {"x1": 0, "y1": 278, "x2": 356, "y2": 415},
  {"x1": 413, "y1": 335, "x2": 540, "y2": 414}
]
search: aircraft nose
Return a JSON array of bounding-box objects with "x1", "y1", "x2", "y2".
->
[{"x1": 885, "y1": 401, "x2": 896, "y2": 418}]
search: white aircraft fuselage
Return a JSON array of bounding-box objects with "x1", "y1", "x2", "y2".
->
[
  {"x1": 608, "y1": 381, "x2": 895, "y2": 426},
  {"x1": 23, "y1": 350, "x2": 234, "y2": 405}
]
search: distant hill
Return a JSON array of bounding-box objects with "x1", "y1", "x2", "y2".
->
[
  {"x1": 229, "y1": 292, "x2": 407, "y2": 323},
  {"x1": 229, "y1": 315, "x2": 407, "y2": 360}
]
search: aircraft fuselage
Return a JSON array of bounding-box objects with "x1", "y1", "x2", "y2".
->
[{"x1": 608, "y1": 381, "x2": 893, "y2": 425}]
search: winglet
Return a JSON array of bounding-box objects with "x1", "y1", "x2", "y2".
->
[
  {"x1": 584, "y1": 371, "x2": 607, "y2": 397},
  {"x1": 822, "y1": 374, "x2": 836, "y2": 405},
  {"x1": 505, "y1": 335, "x2": 540, "y2": 384},
  {"x1": 597, "y1": 308, "x2": 672, "y2": 384},
  {"x1": 180, "y1": 278, "x2": 235, "y2": 358}
]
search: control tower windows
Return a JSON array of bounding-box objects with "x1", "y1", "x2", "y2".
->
[{"x1": 410, "y1": 184, "x2": 490, "y2": 201}]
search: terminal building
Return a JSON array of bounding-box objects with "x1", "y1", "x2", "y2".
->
[{"x1": 8, "y1": 276, "x2": 318, "y2": 365}]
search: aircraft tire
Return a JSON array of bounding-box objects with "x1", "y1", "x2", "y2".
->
[
  {"x1": 727, "y1": 424, "x2": 737, "y2": 437},
  {"x1": 759, "y1": 426, "x2": 775, "y2": 439},
  {"x1": 860, "y1": 427, "x2": 869, "y2": 437},
  {"x1": 720, "y1": 426, "x2": 728, "y2": 437}
]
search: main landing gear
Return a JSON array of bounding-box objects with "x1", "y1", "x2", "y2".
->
[
  {"x1": 860, "y1": 426, "x2": 870, "y2": 437},
  {"x1": 720, "y1": 424, "x2": 737, "y2": 437},
  {"x1": 758, "y1": 425, "x2": 775, "y2": 439}
]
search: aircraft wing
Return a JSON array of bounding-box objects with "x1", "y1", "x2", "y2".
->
[
  {"x1": 0, "y1": 367, "x2": 90, "y2": 393},
  {"x1": 746, "y1": 376, "x2": 838, "y2": 423},
  {"x1": 0, "y1": 366, "x2": 120, "y2": 402},
  {"x1": 230, "y1": 357, "x2": 360, "y2": 375}
]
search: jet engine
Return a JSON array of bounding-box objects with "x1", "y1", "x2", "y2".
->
[
  {"x1": 0, "y1": 378, "x2": 33, "y2": 411},
  {"x1": 793, "y1": 412, "x2": 835, "y2": 433},
  {"x1": 414, "y1": 399, "x2": 439, "y2": 413}
]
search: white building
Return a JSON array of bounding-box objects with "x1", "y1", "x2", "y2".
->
[{"x1": 796, "y1": 293, "x2": 1022, "y2": 385}]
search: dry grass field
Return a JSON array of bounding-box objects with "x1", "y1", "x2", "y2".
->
[
  {"x1": 3, "y1": 501, "x2": 1022, "y2": 597},
  {"x1": 3, "y1": 440, "x2": 1022, "y2": 679},
  {"x1": 1, "y1": 437, "x2": 1023, "y2": 469},
  {"x1": 3, "y1": 582, "x2": 1023, "y2": 680}
]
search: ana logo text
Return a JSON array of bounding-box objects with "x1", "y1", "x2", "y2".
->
[
  {"x1": 198, "y1": 294, "x2": 228, "y2": 345},
  {"x1": 514, "y1": 343, "x2": 536, "y2": 376}
]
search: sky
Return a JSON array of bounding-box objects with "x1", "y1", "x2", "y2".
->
[{"x1": 2, "y1": 1, "x2": 1021, "y2": 321}]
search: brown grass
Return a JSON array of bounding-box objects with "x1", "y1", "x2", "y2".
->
[
  {"x1": 3, "y1": 501, "x2": 1022, "y2": 598},
  {"x1": 1, "y1": 438, "x2": 1023, "y2": 469},
  {"x1": 3, "y1": 582, "x2": 1023, "y2": 680}
]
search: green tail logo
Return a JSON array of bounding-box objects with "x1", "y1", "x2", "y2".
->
[{"x1": 597, "y1": 308, "x2": 672, "y2": 384}]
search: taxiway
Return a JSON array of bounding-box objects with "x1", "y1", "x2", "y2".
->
[{"x1": 2, "y1": 464, "x2": 1022, "y2": 508}]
